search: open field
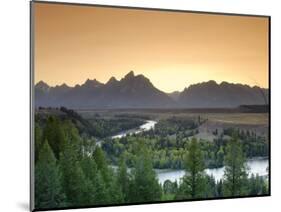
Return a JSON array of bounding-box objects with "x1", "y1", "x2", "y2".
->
[
  {"x1": 78, "y1": 108, "x2": 269, "y2": 138},
  {"x1": 78, "y1": 108, "x2": 268, "y2": 123}
]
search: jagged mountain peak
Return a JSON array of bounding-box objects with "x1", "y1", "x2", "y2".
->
[
  {"x1": 54, "y1": 83, "x2": 70, "y2": 89},
  {"x1": 124, "y1": 70, "x2": 135, "y2": 79},
  {"x1": 36, "y1": 80, "x2": 49, "y2": 88},
  {"x1": 107, "y1": 76, "x2": 118, "y2": 84},
  {"x1": 35, "y1": 81, "x2": 50, "y2": 93},
  {"x1": 83, "y1": 78, "x2": 103, "y2": 88}
]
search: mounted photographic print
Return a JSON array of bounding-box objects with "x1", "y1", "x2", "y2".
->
[{"x1": 30, "y1": 1, "x2": 270, "y2": 211}]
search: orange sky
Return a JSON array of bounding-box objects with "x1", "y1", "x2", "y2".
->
[{"x1": 33, "y1": 2, "x2": 269, "y2": 92}]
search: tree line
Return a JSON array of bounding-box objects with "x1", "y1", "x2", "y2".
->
[
  {"x1": 37, "y1": 106, "x2": 145, "y2": 138},
  {"x1": 102, "y1": 128, "x2": 268, "y2": 170}
]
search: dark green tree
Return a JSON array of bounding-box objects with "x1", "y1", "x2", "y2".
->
[
  {"x1": 43, "y1": 116, "x2": 66, "y2": 160},
  {"x1": 94, "y1": 171, "x2": 110, "y2": 205},
  {"x1": 34, "y1": 123, "x2": 43, "y2": 163},
  {"x1": 129, "y1": 145, "x2": 162, "y2": 203},
  {"x1": 217, "y1": 179, "x2": 223, "y2": 197},
  {"x1": 247, "y1": 174, "x2": 268, "y2": 195},
  {"x1": 176, "y1": 138, "x2": 206, "y2": 199},
  {"x1": 80, "y1": 153, "x2": 111, "y2": 205},
  {"x1": 223, "y1": 136, "x2": 248, "y2": 196},
  {"x1": 62, "y1": 120, "x2": 82, "y2": 159},
  {"x1": 204, "y1": 175, "x2": 217, "y2": 198},
  {"x1": 59, "y1": 141, "x2": 94, "y2": 206},
  {"x1": 216, "y1": 146, "x2": 224, "y2": 167},
  {"x1": 162, "y1": 179, "x2": 178, "y2": 200},
  {"x1": 116, "y1": 154, "x2": 130, "y2": 202},
  {"x1": 93, "y1": 146, "x2": 111, "y2": 184},
  {"x1": 93, "y1": 146, "x2": 122, "y2": 204},
  {"x1": 108, "y1": 170, "x2": 124, "y2": 204},
  {"x1": 163, "y1": 179, "x2": 178, "y2": 194},
  {"x1": 35, "y1": 140, "x2": 65, "y2": 209}
]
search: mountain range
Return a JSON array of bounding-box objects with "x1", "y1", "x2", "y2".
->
[{"x1": 35, "y1": 71, "x2": 268, "y2": 109}]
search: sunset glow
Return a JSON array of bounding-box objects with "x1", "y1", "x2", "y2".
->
[{"x1": 34, "y1": 2, "x2": 269, "y2": 92}]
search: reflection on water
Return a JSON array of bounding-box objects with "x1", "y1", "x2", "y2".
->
[{"x1": 156, "y1": 158, "x2": 269, "y2": 184}]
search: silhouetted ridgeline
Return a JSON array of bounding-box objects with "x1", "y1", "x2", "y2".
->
[{"x1": 35, "y1": 71, "x2": 268, "y2": 109}]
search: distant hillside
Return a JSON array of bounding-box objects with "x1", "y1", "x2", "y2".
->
[
  {"x1": 178, "y1": 80, "x2": 268, "y2": 108},
  {"x1": 35, "y1": 107, "x2": 146, "y2": 138},
  {"x1": 35, "y1": 72, "x2": 268, "y2": 109},
  {"x1": 35, "y1": 107, "x2": 99, "y2": 137}
]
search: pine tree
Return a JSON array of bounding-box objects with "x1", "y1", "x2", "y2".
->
[
  {"x1": 43, "y1": 116, "x2": 66, "y2": 160},
  {"x1": 217, "y1": 179, "x2": 223, "y2": 197},
  {"x1": 204, "y1": 175, "x2": 217, "y2": 198},
  {"x1": 80, "y1": 153, "x2": 113, "y2": 205},
  {"x1": 216, "y1": 146, "x2": 224, "y2": 167},
  {"x1": 93, "y1": 171, "x2": 110, "y2": 205},
  {"x1": 177, "y1": 138, "x2": 206, "y2": 199},
  {"x1": 93, "y1": 146, "x2": 116, "y2": 204},
  {"x1": 62, "y1": 120, "x2": 82, "y2": 159},
  {"x1": 34, "y1": 123, "x2": 43, "y2": 163},
  {"x1": 163, "y1": 179, "x2": 178, "y2": 195},
  {"x1": 93, "y1": 146, "x2": 110, "y2": 184},
  {"x1": 59, "y1": 141, "x2": 94, "y2": 206},
  {"x1": 116, "y1": 155, "x2": 129, "y2": 202},
  {"x1": 80, "y1": 155, "x2": 98, "y2": 182},
  {"x1": 129, "y1": 145, "x2": 162, "y2": 203},
  {"x1": 248, "y1": 174, "x2": 268, "y2": 196},
  {"x1": 35, "y1": 140, "x2": 65, "y2": 209},
  {"x1": 108, "y1": 170, "x2": 124, "y2": 204},
  {"x1": 223, "y1": 136, "x2": 248, "y2": 196}
]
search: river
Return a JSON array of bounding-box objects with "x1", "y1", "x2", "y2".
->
[
  {"x1": 111, "y1": 120, "x2": 157, "y2": 139},
  {"x1": 156, "y1": 158, "x2": 269, "y2": 184},
  {"x1": 110, "y1": 120, "x2": 269, "y2": 184}
]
